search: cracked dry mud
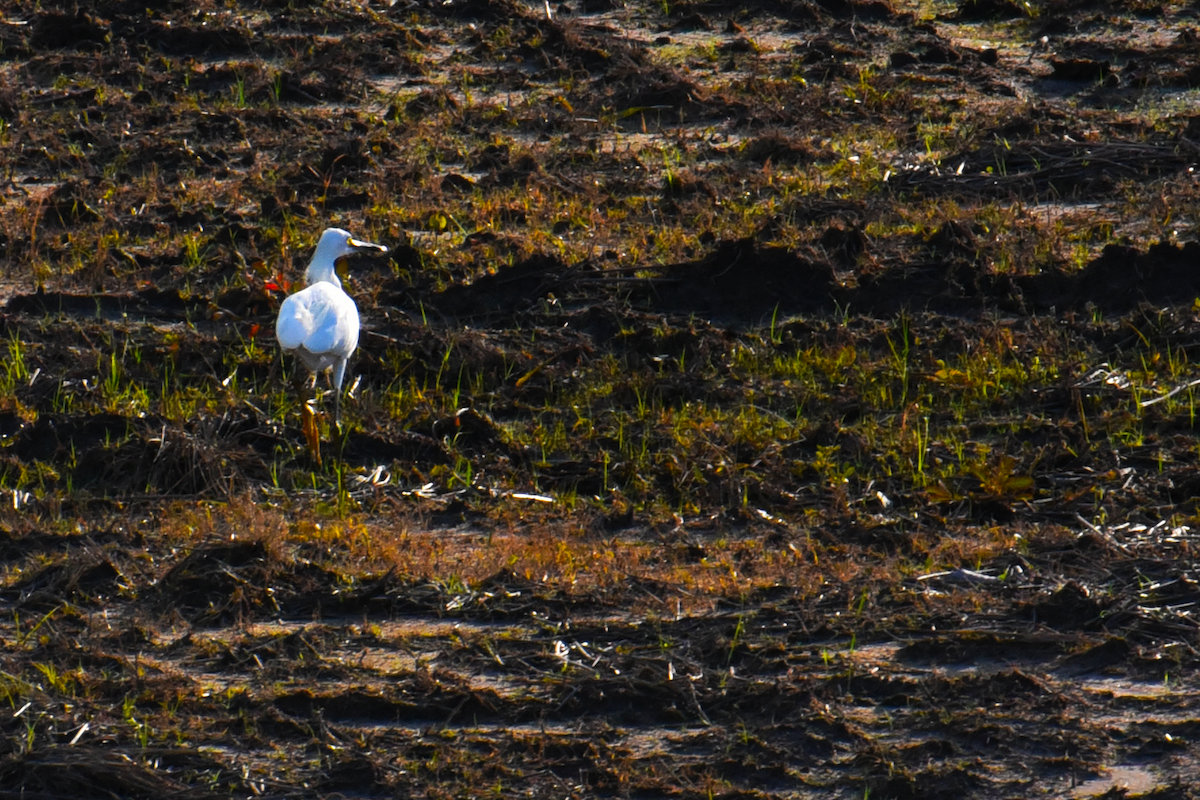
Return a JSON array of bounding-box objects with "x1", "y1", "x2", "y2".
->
[{"x1": 2, "y1": 0, "x2": 1200, "y2": 798}]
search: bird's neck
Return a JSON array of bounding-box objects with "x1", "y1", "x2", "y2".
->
[{"x1": 304, "y1": 263, "x2": 341, "y2": 288}]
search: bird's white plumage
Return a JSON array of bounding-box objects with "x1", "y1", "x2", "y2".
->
[
  {"x1": 277, "y1": 282, "x2": 360, "y2": 384},
  {"x1": 276, "y1": 227, "x2": 387, "y2": 422}
]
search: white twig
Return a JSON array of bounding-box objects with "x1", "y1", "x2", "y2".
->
[{"x1": 1139, "y1": 378, "x2": 1200, "y2": 408}]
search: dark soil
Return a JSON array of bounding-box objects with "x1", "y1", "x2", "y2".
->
[{"x1": 2, "y1": 0, "x2": 1200, "y2": 798}]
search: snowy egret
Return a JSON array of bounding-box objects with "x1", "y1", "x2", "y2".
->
[{"x1": 276, "y1": 227, "x2": 388, "y2": 426}]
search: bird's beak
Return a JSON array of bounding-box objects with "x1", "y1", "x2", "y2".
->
[{"x1": 348, "y1": 237, "x2": 389, "y2": 254}]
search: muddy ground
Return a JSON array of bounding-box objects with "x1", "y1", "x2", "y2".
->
[{"x1": 2, "y1": 0, "x2": 1200, "y2": 797}]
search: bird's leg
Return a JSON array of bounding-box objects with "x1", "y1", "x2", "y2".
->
[
  {"x1": 331, "y1": 359, "x2": 348, "y2": 433},
  {"x1": 288, "y1": 361, "x2": 311, "y2": 417},
  {"x1": 294, "y1": 365, "x2": 322, "y2": 467},
  {"x1": 329, "y1": 364, "x2": 350, "y2": 501}
]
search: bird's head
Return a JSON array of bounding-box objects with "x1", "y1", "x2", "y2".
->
[{"x1": 304, "y1": 227, "x2": 390, "y2": 287}]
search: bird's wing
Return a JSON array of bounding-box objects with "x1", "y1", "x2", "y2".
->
[
  {"x1": 276, "y1": 291, "x2": 314, "y2": 351},
  {"x1": 276, "y1": 283, "x2": 359, "y2": 357}
]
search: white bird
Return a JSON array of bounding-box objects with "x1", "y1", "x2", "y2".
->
[{"x1": 276, "y1": 227, "x2": 388, "y2": 426}]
